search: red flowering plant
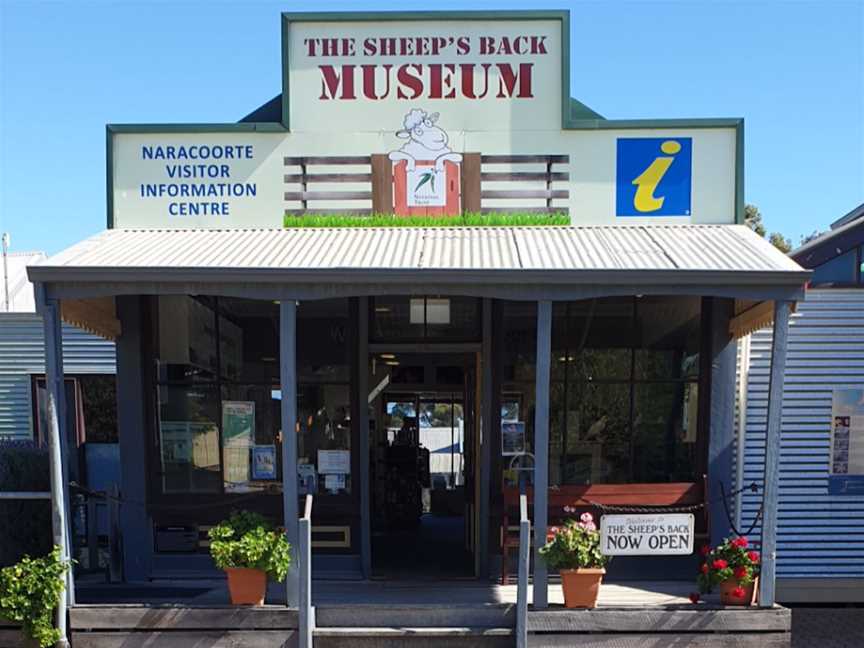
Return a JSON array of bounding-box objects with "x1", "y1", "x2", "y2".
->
[{"x1": 696, "y1": 536, "x2": 760, "y2": 595}]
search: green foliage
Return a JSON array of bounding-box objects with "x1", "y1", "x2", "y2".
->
[
  {"x1": 0, "y1": 442, "x2": 51, "y2": 567},
  {"x1": 697, "y1": 536, "x2": 760, "y2": 594},
  {"x1": 0, "y1": 546, "x2": 69, "y2": 647},
  {"x1": 745, "y1": 203, "x2": 793, "y2": 254},
  {"x1": 208, "y1": 511, "x2": 291, "y2": 582},
  {"x1": 539, "y1": 513, "x2": 610, "y2": 571},
  {"x1": 744, "y1": 204, "x2": 765, "y2": 237},
  {"x1": 79, "y1": 376, "x2": 119, "y2": 443},
  {"x1": 769, "y1": 232, "x2": 792, "y2": 254},
  {"x1": 283, "y1": 212, "x2": 570, "y2": 228}
]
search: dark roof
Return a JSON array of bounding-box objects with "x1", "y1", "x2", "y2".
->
[
  {"x1": 239, "y1": 95, "x2": 282, "y2": 123},
  {"x1": 830, "y1": 202, "x2": 864, "y2": 230},
  {"x1": 792, "y1": 202, "x2": 864, "y2": 269}
]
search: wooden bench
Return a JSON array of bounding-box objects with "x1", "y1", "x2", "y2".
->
[{"x1": 500, "y1": 479, "x2": 709, "y2": 584}]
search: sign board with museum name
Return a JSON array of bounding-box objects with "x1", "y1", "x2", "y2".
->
[
  {"x1": 108, "y1": 11, "x2": 741, "y2": 230},
  {"x1": 600, "y1": 513, "x2": 695, "y2": 556}
]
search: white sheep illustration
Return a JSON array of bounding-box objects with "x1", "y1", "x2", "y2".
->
[{"x1": 388, "y1": 109, "x2": 463, "y2": 173}]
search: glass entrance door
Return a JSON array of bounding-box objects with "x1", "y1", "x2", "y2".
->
[{"x1": 368, "y1": 352, "x2": 477, "y2": 578}]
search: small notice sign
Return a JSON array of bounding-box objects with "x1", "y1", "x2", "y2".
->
[
  {"x1": 318, "y1": 449, "x2": 351, "y2": 475},
  {"x1": 600, "y1": 513, "x2": 694, "y2": 556}
]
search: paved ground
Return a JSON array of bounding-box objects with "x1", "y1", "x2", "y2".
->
[{"x1": 792, "y1": 608, "x2": 864, "y2": 648}]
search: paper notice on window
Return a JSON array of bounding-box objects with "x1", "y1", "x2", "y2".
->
[
  {"x1": 501, "y1": 421, "x2": 526, "y2": 456},
  {"x1": 318, "y1": 449, "x2": 351, "y2": 474},
  {"x1": 324, "y1": 473, "x2": 346, "y2": 492},
  {"x1": 252, "y1": 445, "x2": 277, "y2": 480}
]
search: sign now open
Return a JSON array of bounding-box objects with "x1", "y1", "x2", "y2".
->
[{"x1": 600, "y1": 513, "x2": 695, "y2": 556}]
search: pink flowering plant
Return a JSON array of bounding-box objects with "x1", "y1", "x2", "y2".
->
[
  {"x1": 696, "y1": 536, "x2": 760, "y2": 596},
  {"x1": 539, "y1": 510, "x2": 610, "y2": 570}
]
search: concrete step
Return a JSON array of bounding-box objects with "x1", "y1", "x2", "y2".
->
[
  {"x1": 313, "y1": 626, "x2": 514, "y2": 648},
  {"x1": 316, "y1": 603, "x2": 515, "y2": 628}
]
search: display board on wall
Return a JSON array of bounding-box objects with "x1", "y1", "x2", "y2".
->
[{"x1": 829, "y1": 389, "x2": 864, "y2": 495}]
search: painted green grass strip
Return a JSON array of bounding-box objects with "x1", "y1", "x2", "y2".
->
[{"x1": 283, "y1": 212, "x2": 570, "y2": 228}]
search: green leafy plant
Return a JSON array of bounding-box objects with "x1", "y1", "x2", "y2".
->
[
  {"x1": 697, "y1": 536, "x2": 760, "y2": 595},
  {"x1": 208, "y1": 511, "x2": 291, "y2": 581},
  {"x1": 540, "y1": 512, "x2": 610, "y2": 571},
  {"x1": 0, "y1": 546, "x2": 69, "y2": 647}
]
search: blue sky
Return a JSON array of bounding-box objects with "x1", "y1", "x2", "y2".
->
[{"x1": 1, "y1": 0, "x2": 862, "y2": 255}]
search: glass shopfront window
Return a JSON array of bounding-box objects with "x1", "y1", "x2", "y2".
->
[
  {"x1": 498, "y1": 296, "x2": 703, "y2": 488},
  {"x1": 296, "y1": 299, "x2": 352, "y2": 495},
  {"x1": 550, "y1": 297, "x2": 701, "y2": 485},
  {"x1": 153, "y1": 296, "x2": 352, "y2": 497},
  {"x1": 499, "y1": 301, "x2": 537, "y2": 486}
]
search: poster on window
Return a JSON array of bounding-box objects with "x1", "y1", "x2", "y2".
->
[
  {"x1": 252, "y1": 445, "x2": 277, "y2": 480},
  {"x1": 502, "y1": 421, "x2": 526, "y2": 456},
  {"x1": 223, "y1": 401, "x2": 255, "y2": 491},
  {"x1": 829, "y1": 389, "x2": 864, "y2": 495}
]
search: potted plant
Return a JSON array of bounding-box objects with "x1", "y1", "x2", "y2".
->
[
  {"x1": 696, "y1": 536, "x2": 760, "y2": 606},
  {"x1": 209, "y1": 511, "x2": 291, "y2": 606},
  {"x1": 540, "y1": 511, "x2": 610, "y2": 608},
  {"x1": 0, "y1": 546, "x2": 70, "y2": 647}
]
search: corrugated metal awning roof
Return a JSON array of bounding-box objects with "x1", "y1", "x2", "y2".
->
[{"x1": 28, "y1": 225, "x2": 809, "y2": 302}]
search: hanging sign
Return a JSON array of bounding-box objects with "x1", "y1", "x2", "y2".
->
[
  {"x1": 600, "y1": 513, "x2": 694, "y2": 555},
  {"x1": 829, "y1": 389, "x2": 864, "y2": 495}
]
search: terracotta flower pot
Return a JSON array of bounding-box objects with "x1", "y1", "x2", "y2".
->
[
  {"x1": 225, "y1": 567, "x2": 267, "y2": 605},
  {"x1": 560, "y1": 568, "x2": 605, "y2": 609},
  {"x1": 719, "y1": 577, "x2": 758, "y2": 606}
]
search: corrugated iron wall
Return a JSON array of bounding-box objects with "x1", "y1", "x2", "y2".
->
[
  {"x1": 738, "y1": 289, "x2": 864, "y2": 580},
  {"x1": 0, "y1": 314, "x2": 116, "y2": 439}
]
